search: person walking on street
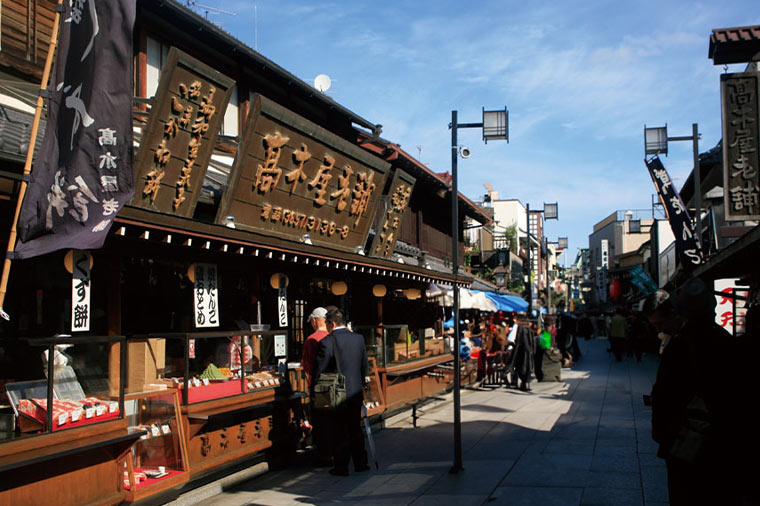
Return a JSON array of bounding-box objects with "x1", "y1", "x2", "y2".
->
[
  {"x1": 302, "y1": 307, "x2": 331, "y2": 466},
  {"x1": 313, "y1": 309, "x2": 370, "y2": 476},
  {"x1": 511, "y1": 316, "x2": 536, "y2": 391},
  {"x1": 644, "y1": 281, "x2": 737, "y2": 506},
  {"x1": 609, "y1": 307, "x2": 628, "y2": 362}
]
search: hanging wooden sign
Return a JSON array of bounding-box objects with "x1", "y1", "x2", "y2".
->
[
  {"x1": 721, "y1": 72, "x2": 760, "y2": 221},
  {"x1": 132, "y1": 47, "x2": 235, "y2": 217},
  {"x1": 369, "y1": 169, "x2": 416, "y2": 259},
  {"x1": 216, "y1": 94, "x2": 390, "y2": 252}
]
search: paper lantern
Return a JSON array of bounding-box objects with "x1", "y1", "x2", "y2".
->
[
  {"x1": 609, "y1": 279, "x2": 622, "y2": 300},
  {"x1": 372, "y1": 284, "x2": 387, "y2": 297},
  {"x1": 404, "y1": 288, "x2": 421, "y2": 300},
  {"x1": 331, "y1": 281, "x2": 348, "y2": 296},
  {"x1": 269, "y1": 273, "x2": 289, "y2": 289},
  {"x1": 64, "y1": 250, "x2": 93, "y2": 273}
]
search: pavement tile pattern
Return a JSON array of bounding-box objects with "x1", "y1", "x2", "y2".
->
[{"x1": 193, "y1": 338, "x2": 668, "y2": 506}]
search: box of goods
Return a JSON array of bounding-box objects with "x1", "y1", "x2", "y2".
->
[
  {"x1": 17, "y1": 399, "x2": 68, "y2": 430},
  {"x1": 173, "y1": 364, "x2": 244, "y2": 403},
  {"x1": 246, "y1": 371, "x2": 280, "y2": 391},
  {"x1": 128, "y1": 338, "x2": 166, "y2": 392}
]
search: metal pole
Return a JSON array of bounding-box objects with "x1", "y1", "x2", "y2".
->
[
  {"x1": 692, "y1": 123, "x2": 702, "y2": 247},
  {"x1": 526, "y1": 203, "x2": 531, "y2": 313},
  {"x1": 450, "y1": 110, "x2": 463, "y2": 473}
]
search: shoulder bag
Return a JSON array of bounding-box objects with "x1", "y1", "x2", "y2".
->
[{"x1": 312, "y1": 332, "x2": 347, "y2": 409}]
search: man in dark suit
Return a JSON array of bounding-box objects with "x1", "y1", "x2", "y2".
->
[{"x1": 312, "y1": 308, "x2": 369, "y2": 476}]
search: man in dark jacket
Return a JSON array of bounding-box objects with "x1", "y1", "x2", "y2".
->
[
  {"x1": 512, "y1": 316, "x2": 536, "y2": 391},
  {"x1": 312, "y1": 309, "x2": 369, "y2": 476},
  {"x1": 644, "y1": 281, "x2": 735, "y2": 506}
]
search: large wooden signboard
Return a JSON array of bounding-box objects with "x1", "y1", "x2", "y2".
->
[
  {"x1": 369, "y1": 169, "x2": 416, "y2": 258},
  {"x1": 217, "y1": 94, "x2": 390, "y2": 252},
  {"x1": 721, "y1": 72, "x2": 760, "y2": 221},
  {"x1": 132, "y1": 47, "x2": 235, "y2": 217}
]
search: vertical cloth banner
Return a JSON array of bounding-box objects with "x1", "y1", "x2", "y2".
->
[
  {"x1": 645, "y1": 156, "x2": 704, "y2": 269},
  {"x1": 12, "y1": 0, "x2": 136, "y2": 259}
]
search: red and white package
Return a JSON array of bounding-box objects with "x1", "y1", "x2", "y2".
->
[
  {"x1": 58, "y1": 401, "x2": 84, "y2": 422},
  {"x1": 31, "y1": 399, "x2": 69, "y2": 427},
  {"x1": 17, "y1": 399, "x2": 43, "y2": 422}
]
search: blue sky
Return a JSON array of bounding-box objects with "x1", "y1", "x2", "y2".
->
[{"x1": 188, "y1": 0, "x2": 758, "y2": 263}]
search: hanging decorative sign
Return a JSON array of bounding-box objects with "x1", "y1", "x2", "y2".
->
[
  {"x1": 720, "y1": 72, "x2": 760, "y2": 221},
  {"x1": 714, "y1": 278, "x2": 748, "y2": 336},
  {"x1": 369, "y1": 169, "x2": 416, "y2": 258},
  {"x1": 277, "y1": 285, "x2": 288, "y2": 328},
  {"x1": 216, "y1": 94, "x2": 390, "y2": 252},
  {"x1": 193, "y1": 263, "x2": 219, "y2": 328},
  {"x1": 70, "y1": 250, "x2": 92, "y2": 332},
  {"x1": 600, "y1": 239, "x2": 609, "y2": 269},
  {"x1": 645, "y1": 156, "x2": 704, "y2": 269},
  {"x1": 629, "y1": 264, "x2": 658, "y2": 296},
  {"x1": 132, "y1": 47, "x2": 234, "y2": 217}
]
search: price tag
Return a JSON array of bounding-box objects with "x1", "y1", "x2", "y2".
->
[
  {"x1": 202, "y1": 378, "x2": 210, "y2": 386},
  {"x1": 58, "y1": 413, "x2": 68, "y2": 426},
  {"x1": 161, "y1": 424, "x2": 171, "y2": 434},
  {"x1": 151, "y1": 425, "x2": 160, "y2": 437}
]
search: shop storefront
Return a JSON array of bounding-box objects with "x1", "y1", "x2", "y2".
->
[{"x1": 0, "y1": 1, "x2": 485, "y2": 503}]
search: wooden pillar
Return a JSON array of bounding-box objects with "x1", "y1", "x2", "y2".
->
[{"x1": 108, "y1": 255, "x2": 122, "y2": 397}]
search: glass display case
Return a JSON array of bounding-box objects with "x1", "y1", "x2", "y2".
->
[
  {"x1": 130, "y1": 331, "x2": 286, "y2": 405},
  {"x1": 123, "y1": 389, "x2": 188, "y2": 500},
  {"x1": 355, "y1": 325, "x2": 451, "y2": 368},
  {"x1": 2, "y1": 335, "x2": 124, "y2": 439}
]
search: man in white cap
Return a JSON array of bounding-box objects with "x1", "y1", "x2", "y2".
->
[{"x1": 302, "y1": 307, "x2": 331, "y2": 465}]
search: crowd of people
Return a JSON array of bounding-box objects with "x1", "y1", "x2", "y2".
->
[{"x1": 297, "y1": 282, "x2": 758, "y2": 506}]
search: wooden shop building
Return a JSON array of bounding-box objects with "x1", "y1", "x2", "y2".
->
[{"x1": 0, "y1": 1, "x2": 490, "y2": 504}]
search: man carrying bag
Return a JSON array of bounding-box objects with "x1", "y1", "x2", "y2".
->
[{"x1": 311, "y1": 309, "x2": 370, "y2": 476}]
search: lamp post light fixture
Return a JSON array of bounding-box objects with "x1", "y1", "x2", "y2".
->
[
  {"x1": 643, "y1": 123, "x2": 702, "y2": 245},
  {"x1": 449, "y1": 107, "x2": 508, "y2": 473}
]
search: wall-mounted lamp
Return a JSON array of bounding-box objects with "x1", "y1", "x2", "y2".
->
[
  {"x1": 224, "y1": 215, "x2": 236, "y2": 229},
  {"x1": 355, "y1": 246, "x2": 365, "y2": 256},
  {"x1": 300, "y1": 233, "x2": 313, "y2": 245}
]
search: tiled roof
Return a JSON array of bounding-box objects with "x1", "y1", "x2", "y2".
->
[{"x1": 709, "y1": 25, "x2": 760, "y2": 64}]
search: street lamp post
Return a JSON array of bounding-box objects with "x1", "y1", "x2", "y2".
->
[
  {"x1": 644, "y1": 123, "x2": 702, "y2": 245},
  {"x1": 449, "y1": 107, "x2": 508, "y2": 473}
]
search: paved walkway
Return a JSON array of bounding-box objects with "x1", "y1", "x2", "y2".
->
[{"x1": 194, "y1": 338, "x2": 668, "y2": 506}]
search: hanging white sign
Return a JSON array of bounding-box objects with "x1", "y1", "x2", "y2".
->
[
  {"x1": 277, "y1": 285, "x2": 288, "y2": 328},
  {"x1": 193, "y1": 263, "x2": 219, "y2": 328},
  {"x1": 71, "y1": 250, "x2": 91, "y2": 332}
]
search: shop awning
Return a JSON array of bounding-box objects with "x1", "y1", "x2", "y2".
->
[{"x1": 482, "y1": 292, "x2": 529, "y2": 313}]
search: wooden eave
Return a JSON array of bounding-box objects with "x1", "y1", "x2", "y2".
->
[
  {"x1": 138, "y1": 0, "x2": 380, "y2": 139},
  {"x1": 709, "y1": 25, "x2": 760, "y2": 65},
  {"x1": 111, "y1": 206, "x2": 471, "y2": 287}
]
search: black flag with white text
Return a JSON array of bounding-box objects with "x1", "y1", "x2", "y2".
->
[{"x1": 13, "y1": 0, "x2": 136, "y2": 259}]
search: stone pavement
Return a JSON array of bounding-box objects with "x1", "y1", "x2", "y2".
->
[{"x1": 192, "y1": 338, "x2": 669, "y2": 506}]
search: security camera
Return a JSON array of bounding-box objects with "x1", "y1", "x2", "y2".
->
[{"x1": 459, "y1": 146, "x2": 471, "y2": 158}]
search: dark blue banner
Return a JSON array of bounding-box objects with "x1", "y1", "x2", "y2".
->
[
  {"x1": 645, "y1": 156, "x2": 704, "y2": 269},
  {"x1": 13, "y1": 0, "x2": 136, "y2": 259}
]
